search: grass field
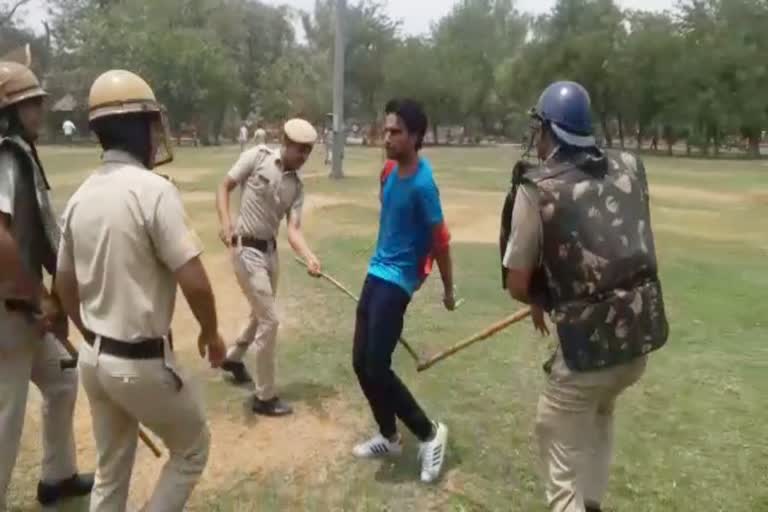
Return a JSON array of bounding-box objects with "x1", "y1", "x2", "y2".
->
[{"x1": 7, "y1": 144, "x2": 768, "y2": 511}]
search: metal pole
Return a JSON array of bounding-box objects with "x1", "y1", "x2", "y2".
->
[{"x1": 331, "y1": 0, "x2": 346, "y2": 179}]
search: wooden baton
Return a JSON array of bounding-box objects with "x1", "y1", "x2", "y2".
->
[
  {"x1": 293, "y1": 256, "x2": 423, "y2": 365},
  {"x1": 417, "y1": 307, "x2": 531, "y2": 372}
]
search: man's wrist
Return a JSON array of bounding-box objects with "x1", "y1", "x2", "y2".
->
[{"x1": 200, "y1": 324, "x2": 219, "y2": 339}]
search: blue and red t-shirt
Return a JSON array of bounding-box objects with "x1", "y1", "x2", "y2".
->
[{"x1": 368, "y1": 158, "x2": 445, "y2": 296}]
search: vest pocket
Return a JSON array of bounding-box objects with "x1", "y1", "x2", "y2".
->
[{"x1": 555, "y1": 280, "x2": 668, "y2": 371}]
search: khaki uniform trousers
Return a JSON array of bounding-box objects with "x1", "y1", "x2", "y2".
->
[
  {"x1": 0, "y1": 311, "x2": 78, "y2": 511},
  {"x1": 78, "y1": 339, "x2": 209, "y2": 512},
  {"x1": 535, "y1": 348, "x2": 647, "y2": 512},
  {"x1": 226, "y1": 246, "x2": 280, "y2": 401}
]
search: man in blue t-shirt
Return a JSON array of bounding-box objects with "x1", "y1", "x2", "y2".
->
[{"x1": 351, "y1": 99, "x2": 456, "y2": 484}]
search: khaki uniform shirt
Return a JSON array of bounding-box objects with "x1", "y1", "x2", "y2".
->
[
  {"x1": 57, "y1": 150, "x2": 202, "y2": 341},
  {"x1": 228, "y1": 145, "x2": 304, "y2": 241},
  {"x1": 253, "y1": 129, "x2": 266, "y2": 145},
  {"x1": 503, "y1": 149, "x2": 562, "y2": 271},
  {"x1": 502, "y1": 184, "x2": 542, "y2": 271}
]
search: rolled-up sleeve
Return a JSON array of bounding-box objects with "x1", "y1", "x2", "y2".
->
[
  {"x1": 228, "y1": 147, "x2": 269, "y2": 184},
  {"x1": 149, "y1": 184, "x2": 203, "y2": 271},
  {"x1": 503, "y1": 185, "x2": 542, "y2": 270}
]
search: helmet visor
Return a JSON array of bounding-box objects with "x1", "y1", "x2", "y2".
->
[{"x1": 150, "y1": 106, "x2": 174, "y2": 167}]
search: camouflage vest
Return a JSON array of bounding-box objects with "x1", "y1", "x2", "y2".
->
[
  {"x1": 0, "y1": 136, "x2": 60, "y2": 281},
  {"x1": 523, "y1": 149, "x2": 669, "y2": 372}
]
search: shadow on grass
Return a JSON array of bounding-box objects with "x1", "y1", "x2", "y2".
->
[{"x1": 236, "y1": 380, "x2": 340, "y2": 425}]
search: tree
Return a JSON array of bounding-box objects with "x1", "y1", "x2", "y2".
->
[
  {"x1": 210, "y1": 0, "x2": 296, "y2": 120},
  {"x1": 432, "y1": 0, "x2": 529, "y2": 138},
  {"x1": 49, "y1": 0, "x2": 241, "y2": 143},
  {"x1": 615, "y1": 11, "x2": 682, "y2": 151},
  {"x1": 383, "y1": 37, "x2": 458, "y2": 143},
  {"x1": 303, "y1": 0, "x2": 399, "y2": 121}
]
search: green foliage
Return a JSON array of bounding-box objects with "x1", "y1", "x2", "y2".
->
[{"x1": 41, "y1": 0, "x2": 768, "y2": 155}]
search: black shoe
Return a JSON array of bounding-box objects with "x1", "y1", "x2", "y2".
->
[
  {"x1": 586, "y1": 506, "x2": 603, "y2": 512},
  {"x1": 221, "y1": 360, "x2": 253, "y2": 384},
  {"x1": 37, "y1": 473, "x2": 94, "y2": 506},
  {"x1": 252, "y1": 396, "x2": 293, "y2": 417}
]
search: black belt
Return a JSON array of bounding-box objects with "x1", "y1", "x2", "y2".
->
[
  {"x1": 232, "y1": 236, "x2": 276, "y2": 252},
  {"x1": 85, "y1": 334, "x2": 165, "y2": 360}
]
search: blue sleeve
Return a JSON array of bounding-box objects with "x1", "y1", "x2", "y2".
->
[{"x1": 417, "y1": 176, "x2": 444, "y2": 227}]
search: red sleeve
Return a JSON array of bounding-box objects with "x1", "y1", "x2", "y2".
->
[
  {"x1": 417, "y1": 222, "x2": 451, "y2": 285},
  {"x1": 432, "y1": 221, "x2": 451, "y2": 254},
  {"x1": 380, "y1": 160, "x2": 396, "y2": 184}
]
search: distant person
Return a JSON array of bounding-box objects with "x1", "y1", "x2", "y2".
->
[
  {"x1": 253, "y1": 124, "x2": 267, "y2": 146},
  {"x1": 62, "y1": 119, "x2": 76, "y2": 145},
  {"x1": 651, "y1": 134, "x2": 659, "y2": 151},
  {"x1": 351, "y1": 99, "x2": 455, "y2": 483},
  {"x1": 238, "y1": 123, "x2": 249, "y2": 152},
  {"x1": 502, "y1": 81, "x2": 669, "y2": 512},
  {"x1": 324, "y1": 128, "x2": 333, "y2": 166}
]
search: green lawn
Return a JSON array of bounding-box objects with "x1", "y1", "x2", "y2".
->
[{"x1": 7, "y1": 144, "x2": 767, "y2": 511}]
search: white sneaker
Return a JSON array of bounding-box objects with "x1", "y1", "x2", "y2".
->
[
  {"x1": 418, "y1": 422, "x2": 448, "y2": 483},
  {"x1": 352, "y1": 434, "x2": 403, "y2": 458}
]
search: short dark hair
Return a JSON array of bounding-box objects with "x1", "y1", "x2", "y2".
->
[
  {"x1": 90, "y1": 112, "x2": 155, "y2": 168},
  {"x1": 385, "y1": 98, "x2": 428, "y2": 151}
]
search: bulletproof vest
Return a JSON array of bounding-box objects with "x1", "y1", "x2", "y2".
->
[
  {"x1": 499, "y1": 160, "x2": 552, "y2": 310},
  {"x1": 524, "y1": 149, "x2": 669, "y2": 371},
  {"x1": 0, "y1": 136, "x2": 59, "y2": 281}
]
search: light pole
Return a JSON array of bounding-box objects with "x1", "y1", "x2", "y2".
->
[{"x1": 330, "y1": 0, "x2": 346, "y2": 179}]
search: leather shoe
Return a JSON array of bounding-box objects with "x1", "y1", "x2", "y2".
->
[
  {"x1": 252, "y1": 396, "x2": 293, "y2": 417},
  {"x1": 37, "y1": 473, "x2": 94, "y2": 506},
  {"x1": 221, "y1": 360, "x2": 253, "y2": 384}
]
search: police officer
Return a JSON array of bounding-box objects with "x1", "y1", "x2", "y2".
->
[
  {"x1": 502, "y1": 81, "x2": 669, "y2": 512},
  {"x1": 55, "y1": 69, "x2": 226, "y2": 511},
  {"x1": 253, "y1": 123, "x2": 267, "y2": 146},
  {"x1": 0, "y1": 60, "x2": 94, "y2": 509},
  {"x1": 216, "y1": 118, "x2": 321, "y2": 417}
]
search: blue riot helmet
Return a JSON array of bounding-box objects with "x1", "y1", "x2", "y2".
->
[{"x1": 531, "y1": 81, "x2": 596, "y2": 148}]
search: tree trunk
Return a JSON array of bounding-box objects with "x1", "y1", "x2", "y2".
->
[
  {"x1": 713, "y1": 128, "x2": 720, "y2": 157},
  {"x1": 600, "y1": 115, "x2": 613, "y2": 148},
  {"x1": 617, "y1": 113, "x2": 625, "y2": 149},
  {"x1": 686, "y1": 138, "x2": 691, "y2": 156},
  {"x1": 432, "y1": 124, "x2": 439, "y2": 146},
  {"x1": 748, "y1": 136, "x2": 760, "y2": 158},
  {"x1": 212, "y1": 109, "x2": 226, "y2": 146},
  {"x1": 636, "y1": 127, "x2": 643, "y2": 151}
]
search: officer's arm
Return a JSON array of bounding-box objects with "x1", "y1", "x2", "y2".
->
[
  {"x1": 0, "y1": 150, "x2": 39, "y2": 300},
  {"x1": 54, "y1": 217, "x2": 90, "y2": 338},
  {"x1": 216, "y1": 176, "x2": 238, "y2": 240},
  {"x1": 217, "y1": 150, "x2": 260, "y2": 244},
  {"x1": 175, "y1": 257, "x2": 219, "y2": 337},
  {"x1": 503, "y1": 186, "x2": 541, "y2": 303},
  {"x1": 0, "y1": 213, "x2": 38, "y2": 300},
  {"x1": 286, "y1": 200, "x2": 320, "y2": 273},
  {"x1": 53, "y1": 268, "x2": 89, "y2": 338}
]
